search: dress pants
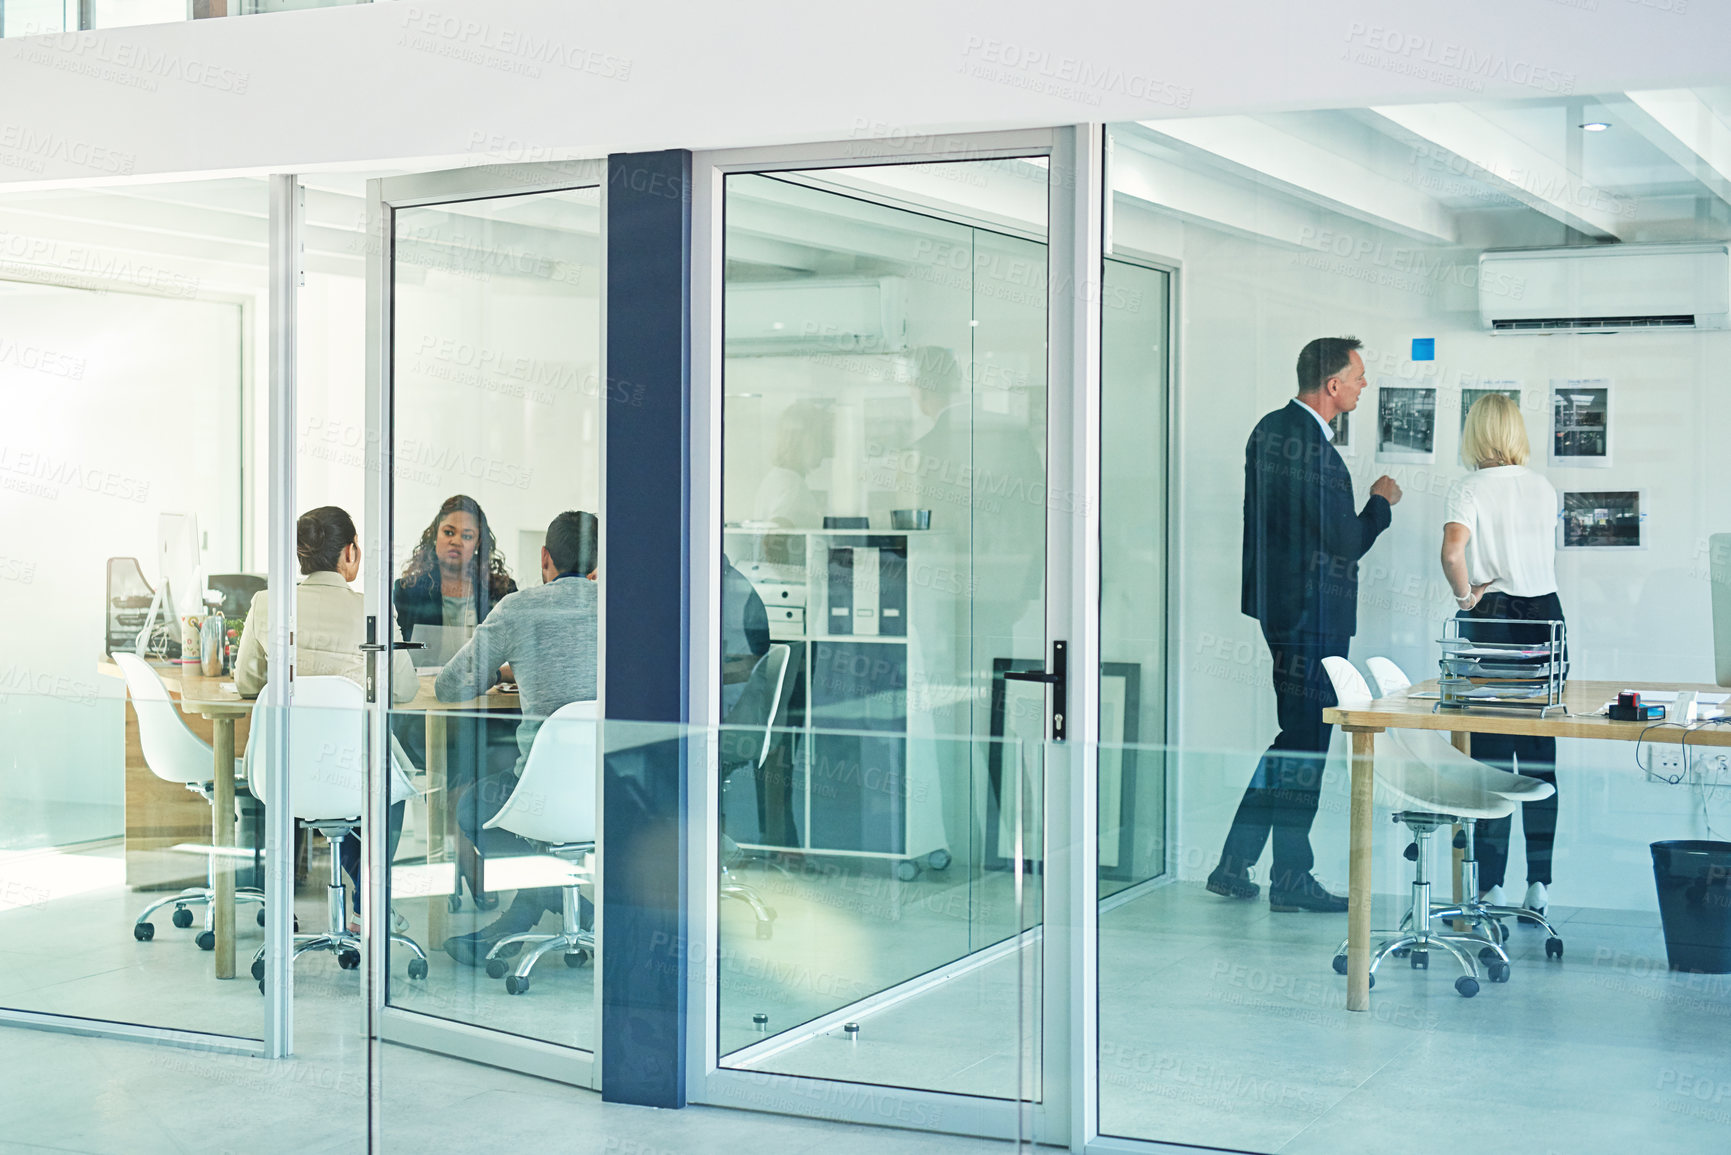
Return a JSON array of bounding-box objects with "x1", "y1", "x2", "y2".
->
[
  {"x1": 1462, "y1": 591, "x2": 1565, "y2": 890},
  {"x1": 1218, "y1": 631, "x2": 1349, "y2": 893}
]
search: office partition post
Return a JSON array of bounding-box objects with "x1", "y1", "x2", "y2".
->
[
  {"x1": 601, "y1": 149, "x2": 693, "y2": 1110},
  {"x1": 262, "y1": 173, "x2": 301, "y2": 1059}
]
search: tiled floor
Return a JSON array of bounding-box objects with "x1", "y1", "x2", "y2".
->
[{"x1": 4, "y1": 842, "x2": 1730, "y2": 1154}]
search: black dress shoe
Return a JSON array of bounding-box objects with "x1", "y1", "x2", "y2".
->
[
  {"x1": 1206, "y1": 868, "x2": 1260, "y2": 900},
  {"x1": 1269, "y1": 874, "x2": 1348, "y2": 913},
  {"x1": 442, "y1": 892, "x2": 544, "y2": 967}
]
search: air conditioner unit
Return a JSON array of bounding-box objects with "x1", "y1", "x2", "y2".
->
[
  {"x1": 724, "y1": 276, "x2": 907, "y2": 355},
  {"x1": 1478, "y1": 243, "x2": 1731, "y2": 333}
]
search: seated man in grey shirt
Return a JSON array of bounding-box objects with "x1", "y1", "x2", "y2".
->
[{"x1": 439, "y1": 510, "x2": 599, "y2": 965}]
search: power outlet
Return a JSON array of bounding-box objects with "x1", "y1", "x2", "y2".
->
[{"x1": 1652, "y1": 746, "x2": 1687, "y2": 779}]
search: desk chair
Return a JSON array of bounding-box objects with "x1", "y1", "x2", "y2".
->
[
  {"x1": 244, "y1": 677, "x2": 429, "y2": 993},
  {"x1": 1367, "y1": 656, "x2": 1566, "y2": 958},
  {"x1": 114, "y1": 653, "x2": 265, "y2": 947},
  {"x1": 480, "y1": 700, "x2": 598, "y2": 994},
  {"x1": 1323, "y1": 657, "x2": 1518, "y2": 997},
  {"x1": 718, "y1": 644, "x2": 798, "y2": 941}
]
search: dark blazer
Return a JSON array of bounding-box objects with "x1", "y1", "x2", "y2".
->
[
  {"x1": 392, "y1": 568, "x2": 518, "y2": 642},
  {"x1": 1241, "y1": 400, "x2": 1391, "y2": 641}
]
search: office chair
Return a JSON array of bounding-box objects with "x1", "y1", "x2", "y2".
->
[
  {"x1": 114, "y1": 652, "x2": 266, "y2": 947},
  {"x1": 717, "y1": 643, "x2": 799, "y2": 940},
  {"x1": 480, "y1": 700, "x2": 600, "y2": 994},
  {"x1": 1322, "y1": 657, "x2": 1518, "y2": 997},
  {"x1": 244, "y1": 677, "x2": 429, "y2": 993},
  {"x1": 1367, "y1": 656, "x2": 1566, "y2": 958}
]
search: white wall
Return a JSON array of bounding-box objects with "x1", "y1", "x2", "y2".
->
[
  {"x1": 1, "y1": 1, "x2": 1729, "y2": 186},
  {"x1": 1126, "y1": 197, "x2": 1731, "y2": 910},
  {"x1": 0, "y1": 283, "x2": 243, "y2": 847}
]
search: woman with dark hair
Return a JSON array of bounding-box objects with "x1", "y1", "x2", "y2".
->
[
  {"x1": 235, "y1": 506, "x2": 418, "y2": 930},
  {"x1": 392, "y1": 494, "x2": 518, "y2": 642},
  {"x1": 392, "y1": 495, "x2": 519, "y2": 909}
]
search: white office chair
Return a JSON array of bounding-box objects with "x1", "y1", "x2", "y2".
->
[
  {"x1": 1366, "y1": 655, "x2": 1566, "y2": 957},
  {"x1": 115, "y1": 652, "x2": 266, "y2": 947},
  {"x1": 717, "y1": 643, "x2": 798, "y2": 940},
  {"x1": 480, "y1": 700, "x2": 599, "y2": 994},
  {"x1": 244, "y1": 676, "x2": 429, "y2": 993},
  {"x1": 1322, "y1": 657, "x2": 1517, "y2": 997}
]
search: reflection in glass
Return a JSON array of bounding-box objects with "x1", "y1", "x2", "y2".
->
[{"x1": 717, "y1": 161, "x2": 1048, "y2": 1099}]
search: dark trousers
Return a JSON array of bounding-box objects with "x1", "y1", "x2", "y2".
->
[
  {"x1": 1463, "y1": 591, "x2": 1565, "y2": 890},
  {"x1": 337, "y1": 802, "x2": 405, "y2": 917},
  {"x1": 1218, "y1": 631, "x2": 1349, "y2": 893},
  {"x1": 453, "y1": 765, "x2": 567, "y2": 921}
]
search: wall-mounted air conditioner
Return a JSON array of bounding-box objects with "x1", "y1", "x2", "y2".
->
[
  {"x1": 724, "y1": 276, "x2": 907, "y2": 355},
  {"x1": 1479, "y1": 243, "x2": 1731, "y2": 333}
]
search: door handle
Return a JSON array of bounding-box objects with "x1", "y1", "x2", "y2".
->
[
  {"x1": 359, "y1": 617, "x2": 422, "y2": 703},
  {"x1": 1003, "y1": 640, "x2": 1067, "y2": 742}
]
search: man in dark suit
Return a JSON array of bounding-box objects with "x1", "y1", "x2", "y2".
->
[{"x1": 1208, "y1": 337, "x2": 1402, "y2": 912}]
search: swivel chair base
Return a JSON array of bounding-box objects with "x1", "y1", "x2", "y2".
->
[
  {"x1": 484, "y1": 850, "x2": 595, "y2": 995},
  {"x1": 1400, "y1": 818, "x2": 1565, "y2": 962},
  {"x1": 250, "y1": 823, "x2": 429, "y2": 994}
]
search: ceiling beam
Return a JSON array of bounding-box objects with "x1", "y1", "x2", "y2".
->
[
  {"x1": 1109, "y1": 137, "x2": 1322, "y2": 249},
  {"x1": 1138, "y1": 116, "x2": 1457, "y2": 244},
  {"x1": 1622, "y1": 89, "x2": 1731, "y2": 208},
  {"x1": 1368, "y1": 104, "x2": 1629, "y2": 241}
]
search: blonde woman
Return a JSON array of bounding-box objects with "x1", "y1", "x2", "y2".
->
[{"x1": 1442, "y1": 393, "x2": 1562, "y2": 916}]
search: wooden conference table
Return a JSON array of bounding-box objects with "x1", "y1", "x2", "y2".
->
[
  {"x1": 1324, "y1": 678, "x2": 1731, "y2": 1012},
  {"x1": 108, "y1": 661, "x2": 513, "y2": 977}
]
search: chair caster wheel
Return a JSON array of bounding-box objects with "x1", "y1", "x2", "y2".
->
[
  {"x1": 756, "y1": 922, "x2": 774, "y2": 940},
  {"x1": 927, "y1": 849, "x2": 952, "y2": 871},
  {"x1": 172, "y1": 907, "x2": 194, "y2": 929},
  {"x1": 1331, "y1": 955, "x2": 1348, "y2": 975},
  {"x1": 1487, "y1": 962, "x2": 1510, "y2": 983},
  {"x1": 448, "y1": 895, "x2": 463, "y2": 914},
  {"x1": 1409, "y1": 951, "x2": 1428, "y2": 970},
  {"x1": 256, "y1": 907, "x2": 265, "y2": 927},
  {"x1": 896, "y1": 860, "x2": 920, "y2": 882},
  {"x1": 195, "y1": 931, "x2": 215, "y2": 951},
  {"x1": 133, "y1": 922, "x2": 155, "y2": 942},
  {"x1": 1367, "y1": 973, "x2": 1375, "y2": 989},
  {"x1": 258, "y1": 979, "x2": 266, "y2": 996},
  {"x1": 251, "y1": 958, "x2": 265, "y2": 981},
  {"x1": 1479, "y1": 946, "x2": 1502, "y2": 964},
  {"x1": 1545, "y1": 937, "x2": 1564, "y2": 960},
  {"x1": 505, "y1": 975, "x2": 529, "y2": 995},
  {"x1": 1390, "y1": 946, "x2": 1410, "y2": 958},
  {"x1": 565, "y1": 949, "x2": 590, "y2": 968},
  {"x1": 486, "y1": 958, "x2": 509, "y2": 980},
  {"x1": 407, "y1": 958, "x2": 428, "y2": 980},
  {"x1": 1455, "y1": 976, "x2": 1480, "y2": 998},
  {"x1": 1491, "y1": 921, "x2": 1509, "y2": 943},
  {"x1": 337, "y1": 948, "x2": 361, "y2": 970},
  {"x1": 474, "y1": 893, "x2": 500, "y2": 912}
]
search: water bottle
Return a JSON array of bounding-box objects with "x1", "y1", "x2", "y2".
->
[{"x1": 200, "y1": 608, "x2": 226, "y2": 678}]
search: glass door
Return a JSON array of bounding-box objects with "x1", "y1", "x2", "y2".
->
[
  {"x1": 363, "y1": 161, "x2": 605, "y2": 1087},
  {"x1": 690, "y1": 127, "x2": 1095, "y2": 1145}
]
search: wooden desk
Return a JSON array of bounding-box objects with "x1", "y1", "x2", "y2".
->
[{"x1": 1325, "y1": 678, "x2": 1731, "y2": 1012}]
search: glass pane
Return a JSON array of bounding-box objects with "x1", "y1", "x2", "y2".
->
[
  {"x1": 717, "y1": 158, "x2": 1048, "y2": 1099},
  {"x1": 1098, "y1": 102, "x2": 1731, "y2": 1153},
  {"x1": 0, "y1": 179, "x2": 262, "y2": 1039},
  {"x1": 383, "y1": 186, "x2": 602, "y2": 1052}
]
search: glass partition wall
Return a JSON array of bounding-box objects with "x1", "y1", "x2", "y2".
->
[
  {"x1": 365, "y1": 165, "x2": 605, "y2": 1086},
  {"x1": 1094, "y1": 100, "x2": 1731, "y2": 1155}
]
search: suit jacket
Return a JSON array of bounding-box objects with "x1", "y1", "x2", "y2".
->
[
  {"x1": 1241, "y1": 400, "x2": 1391, "y2": 641},
  {"x1": 391, "y1": 568, "x2": 517, "y2": 642},
  {"x1": 234, "y1": 571, "x2": 418, "y2": 704}
]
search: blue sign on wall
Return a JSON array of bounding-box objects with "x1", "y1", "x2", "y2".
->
[{"x1": 1411, "y1": 337, "x2": 1435, "y2": 361}]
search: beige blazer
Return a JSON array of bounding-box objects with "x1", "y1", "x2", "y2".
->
[{"x1": 234, "y1": 571, "x2": 418, "y2": 704}]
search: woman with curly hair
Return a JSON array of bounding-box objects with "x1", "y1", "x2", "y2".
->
[
  {"x1": 392, "y1": 494, "x2": 518, "y2": 641},
  {"x1": 392, "y1": 494, "x2": 519, "y2": 909}
]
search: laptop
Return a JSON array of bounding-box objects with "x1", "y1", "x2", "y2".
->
[{"x1": 407, "y1": 623, "x2": 475, "y2": 671}]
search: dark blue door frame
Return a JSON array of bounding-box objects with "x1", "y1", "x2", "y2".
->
[{"x1": 601, "y1": 149, "x2": 693, "y2": 1109}]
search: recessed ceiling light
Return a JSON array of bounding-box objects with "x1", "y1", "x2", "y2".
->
[{"x1": 1580, "y1": 121, "x2": 1611, "y2": 132}]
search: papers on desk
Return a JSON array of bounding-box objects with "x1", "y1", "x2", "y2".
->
[
  {"x1": 1444, "y1": 646, "x2": 1557, "y2": 659},
  {"x1": 220, "y1": 682, "x2": 237, "y2": 693},
  {"x1": 1626, "y1": 690, "x2": 1729, "y2": 706}
]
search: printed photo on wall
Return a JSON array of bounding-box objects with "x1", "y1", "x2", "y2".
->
[
  {"x1": 1460, "y1": 381, "x2": 1521, "y2": 439},
  {"x1": 1550, "y1": 379, "x2": 1611, "y2": 467},
  {"x1": 1375, "y1": 385, "x2": 1437, "y2": 465},
  {"x1": 1328, "y1": 409, "x2": 1352, "y2": 454},
  {"x1": 1559, "y1": 490, "x2": 1643, "y2": 549}
]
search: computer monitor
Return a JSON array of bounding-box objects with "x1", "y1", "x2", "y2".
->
[
  {"x1": 1710, "y1": 533, "x2": 1731, "y2": 687},
  {"x1": 157, "y1": 513, "x2": 204, "y2": 622}
]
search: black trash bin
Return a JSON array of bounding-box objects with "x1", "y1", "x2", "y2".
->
[{"x1": 1651, "y1": 840, "x2": 1731, "y2": 973}]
